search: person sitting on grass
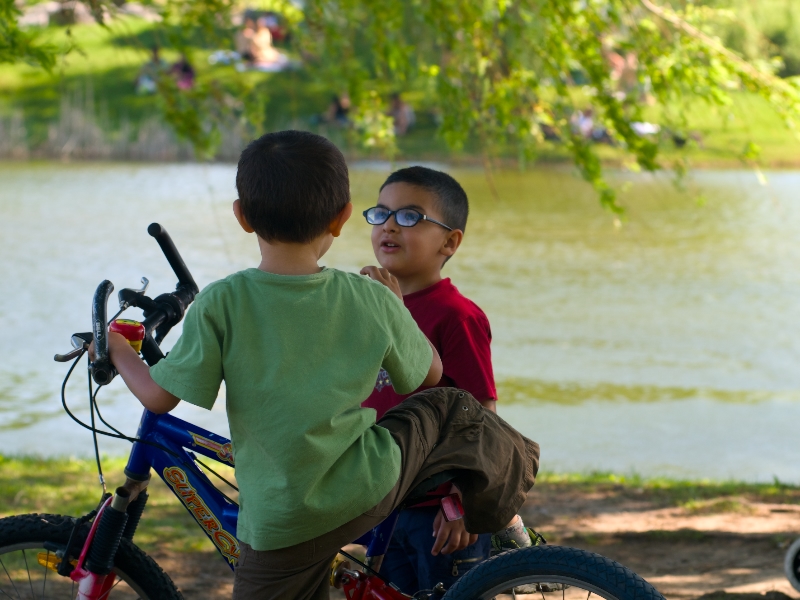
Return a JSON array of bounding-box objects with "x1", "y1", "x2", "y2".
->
[
  {"x1": 90, "y1": 130, "x2": 540, "y2": 600},
  {"x1": 361, "y1": 166, "x2": 538, "y2": 594}
]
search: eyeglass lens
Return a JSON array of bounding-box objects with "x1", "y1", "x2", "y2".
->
[{"x1": 366, "y1": 207, "x2": 422, "y2": 227}]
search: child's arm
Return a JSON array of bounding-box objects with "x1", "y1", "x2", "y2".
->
[{"x1": 91, "y1": 332, "x2": 180, "y2": 414}]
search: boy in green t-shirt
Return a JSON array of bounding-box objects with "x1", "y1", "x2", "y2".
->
[{"x1": 95, "y1": 130, "x2": 539, "y2": 599}]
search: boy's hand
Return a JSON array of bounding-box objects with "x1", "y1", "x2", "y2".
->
[
  {"x1": 88, "y1": 331, "x2": 136, "y2": 362},
  {"x1": 431, "y1": 509, "x2": 478, "y2": 555},
  {"x1": 360, "y1": 266, "x2": 403, "y2": 301},
  {"x1": 89, "y1": 331, "x2": 180, "y2": 414}
]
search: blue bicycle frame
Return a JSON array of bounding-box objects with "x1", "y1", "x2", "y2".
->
[{"x1": 123, "y1": 408, "x2": 398, "y2": 571}]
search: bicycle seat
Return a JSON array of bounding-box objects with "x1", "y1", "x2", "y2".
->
[{"x1": 401, "y1": 469, "x2": 460, "y2": 508}]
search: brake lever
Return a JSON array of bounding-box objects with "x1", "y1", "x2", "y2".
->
[
  {"x1": 54, "y1": 333, "x2": 92, "y2": 362},
  {"x1": 54, "y1": 347, "x2": 85, "y2": 363},
  {"x1": 118, "y1": 277, "x2": 150, "y2": 310}
]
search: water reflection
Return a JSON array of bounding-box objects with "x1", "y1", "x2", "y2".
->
[{"x1": 0, "y1": 163, "x2": 798, "y2": 481}]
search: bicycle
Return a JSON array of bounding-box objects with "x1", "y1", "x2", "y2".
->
[{"x1": 0, "y1": 223, "x2": 667, "y2": 600}]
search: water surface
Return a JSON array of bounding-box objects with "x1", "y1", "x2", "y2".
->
[{"x1": 1, "y1": 162, "x2": 798, "y2": 481}]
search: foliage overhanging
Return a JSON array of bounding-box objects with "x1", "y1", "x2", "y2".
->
[{"x1": 6, "y1": 0, "x2": 800, "y2": 208}]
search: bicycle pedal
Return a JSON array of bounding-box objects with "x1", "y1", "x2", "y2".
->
[{"x1": 37, "y1": 552, "x2": 77, "y2": 573}]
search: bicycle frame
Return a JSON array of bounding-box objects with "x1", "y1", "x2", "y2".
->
[{"x1": 123, "y1": 409, "x2": 241, "y2": 568}]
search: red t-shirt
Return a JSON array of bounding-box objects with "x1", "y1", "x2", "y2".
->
[{"x1": 362, "y1": 278, "x2": 497, "y2": 420}]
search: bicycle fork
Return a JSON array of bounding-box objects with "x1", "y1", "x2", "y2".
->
[{"x1": 66, "y1": 478, "x2": 150, "y2": 599}]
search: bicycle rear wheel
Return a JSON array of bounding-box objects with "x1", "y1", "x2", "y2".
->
[
  {"x1": 442, "y1": 545, "x2": 665, "y2": 600},
  {"x1": 0, "y1": 513, "x2": 183, "y2": 599}
]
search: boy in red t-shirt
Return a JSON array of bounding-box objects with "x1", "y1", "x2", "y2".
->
[{"x1": 360, "y1": 166, "x2": 532, "y2": 594}]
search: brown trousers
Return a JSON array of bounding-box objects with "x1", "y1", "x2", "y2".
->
[{"x1": 232, "y1": 388, "x2": 540, "y2": 600}]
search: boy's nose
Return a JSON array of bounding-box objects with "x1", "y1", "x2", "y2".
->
[{"x1": 382, "y1": 216, "x2": 400, "y2": 232}]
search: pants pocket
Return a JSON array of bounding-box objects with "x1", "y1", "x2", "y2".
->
[{"x1": 451, "y1": 556, "x2": 482, "y2": 577}]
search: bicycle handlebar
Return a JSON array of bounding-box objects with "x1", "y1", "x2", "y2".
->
[
  {"x1": 147, "y1": 223, "x2": 199, "y2": 295},
  {"x1": 88, "y1": 224, "x2": 198, "y2": 384},
  {"x1": 91, "y1": 280, "x2": 116, "y2": 385}
]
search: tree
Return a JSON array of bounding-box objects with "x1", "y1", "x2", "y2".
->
[{"x1": 6, "y1": 0, "x2": 800, "y2": 209}]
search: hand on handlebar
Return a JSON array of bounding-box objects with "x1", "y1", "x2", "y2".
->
[
  {"x1": 88, "y1": 332, "x2": 135, "y2": 363},
  {"x1": 89, "y1": 331, "x2": 180, "y2": 414}
]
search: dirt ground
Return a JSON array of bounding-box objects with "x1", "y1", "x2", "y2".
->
[{"x1": 151, "y1": 484, "x2": 800, "y2": 600}]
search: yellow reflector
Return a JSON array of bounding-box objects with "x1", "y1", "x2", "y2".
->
[{"x1": 37, "y1": 552, "x2": 76, "y2": 572}]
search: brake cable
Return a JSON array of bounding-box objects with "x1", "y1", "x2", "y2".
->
[
  {"x1": 60, "y1": 352, "x2": 239, "y2": 505},
  {"x1": 87, "y1": 370, "x2": 106, "y2": 496}
]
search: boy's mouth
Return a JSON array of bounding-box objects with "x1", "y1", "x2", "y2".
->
[{"x1": 380, "y1": 240, "x2": 402, "y2": 253}]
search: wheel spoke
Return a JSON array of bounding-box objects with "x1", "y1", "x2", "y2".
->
[
  {"x1": 22, "y1": 550, "x2": 36, "y2": 600},
  {"x1": 0, "y1": 556, "x2": 22, "y2": 599},
  {"x1": 41, "y1": 551, "x2": 48, "y2": 598},
  {"x1": 96, "y1": 577, "x2": 122, "y2": 600}
]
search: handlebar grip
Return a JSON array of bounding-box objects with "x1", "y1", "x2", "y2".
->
[
  {"x1": 91, "y1": 280, "x2": 116, "y2": 386},
  {"x1": 147, "y1": 223, "x2": 199, "y2": 294}
]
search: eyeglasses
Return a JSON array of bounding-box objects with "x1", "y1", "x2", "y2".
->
[{"x1": 363, "y1": 206, "x2": 453, "y2": 231}]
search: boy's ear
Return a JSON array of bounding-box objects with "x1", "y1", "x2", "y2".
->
[
  {"x1": 329, "y1": 202, "x2": 353, "y2": 238},
  {"x1": 233, "y1": 199, "x2": 255, "y2": 233},
  {"x1": 440, "y1": 229, "x2": 463, "y2": 259}
]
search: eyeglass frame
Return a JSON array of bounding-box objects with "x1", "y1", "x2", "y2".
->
[{"x1": 362, "y1": 206, "x2": 453, "y2": 231}]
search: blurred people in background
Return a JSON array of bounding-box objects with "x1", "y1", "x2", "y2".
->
[
  {"x1": 170, "y1": 54, "x2": 195, "y2": 90},
  {"x1": 388, "y1": 92, "x2": 415, "y2": 136},
  {"x1": 570, "y1": 108, "x2": 613, "y2": 144},
  {"x1": 323, "y1": 94, "x2": 351, "y2": 126},
  {"x1": 235, "y1": 17, "x2": 257, "y2": 63},
  {"x1": 135, "y1": 46, "x2": 166, "y2": 95},
  {"x1": 246, "y1": 16, "x2": 289, "y2": 71}
]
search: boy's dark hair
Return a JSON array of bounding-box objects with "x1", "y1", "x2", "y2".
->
[
  {"x1": 380, "y1": 166, "x2": 468, "y2": 232},
  {"x1": 236, "y1": 130, "x2": 350, "y2": 243}
]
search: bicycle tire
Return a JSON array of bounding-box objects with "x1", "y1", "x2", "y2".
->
[
  {"x1": 442, "y1": 545, "x2": 665, "y2": 600},
  {"x1": 0, "y1": 513, "x2": 184, "y2": 599},
  {"x1": 784, "y1": 537, "x2": 800, "y2": 592}
]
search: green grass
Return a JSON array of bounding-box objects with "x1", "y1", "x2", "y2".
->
[
  {"x1": 536, "y1": 470, "x2": 800, "y2": 507},
  {"x1": 2, "y1": 18, "x2": 800, "y2": 164},
  {"x1": 3, "y1": 455, "x2": 797, "y2": 539},
  {"x1": 0, "y1": 454, "x2": 236, "y2": 554}
]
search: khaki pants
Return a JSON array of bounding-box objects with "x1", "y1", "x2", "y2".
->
[{"x1": 233, "y1": 388, "x2": 540, "y2": 600}]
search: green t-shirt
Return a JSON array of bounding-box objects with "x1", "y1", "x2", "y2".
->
[{"x1": 150, "y1": 267, "x2": 431, "y2": 551}]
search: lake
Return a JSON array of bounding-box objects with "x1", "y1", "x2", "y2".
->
[{"x1": 1, "y1": 162, "x2": 798, "y2": 481}]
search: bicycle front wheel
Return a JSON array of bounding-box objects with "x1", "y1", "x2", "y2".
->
[
  {"x1": 0, "y1": 513, "x2": 183, "y2": 599},
  {"x1": 442, "y1": 545, "x2": 665, "y2": 600}
]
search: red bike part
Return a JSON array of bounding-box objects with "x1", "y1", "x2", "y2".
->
[
  {"x1": 340, "y1": 570, "x2": 411, "y2": 600},
  {"x1": 109, "y1": 319, "x2": 145, "y2": 353}
]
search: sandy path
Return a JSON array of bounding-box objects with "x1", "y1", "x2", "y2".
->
[
  {"x1": 150, "y1": 486, "x2": 800, "y2": 599},
  {"x1": 518, "y1": 485, "x2": 800, "y2": 600}
]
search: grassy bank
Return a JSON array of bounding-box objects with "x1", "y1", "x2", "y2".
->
[
  {"x1": 3, "y1": 18, "x2": 800, "y2": 165},
  {"x1": 2, "y1": 454, "x2": 798, "y2": 555},
  {"x1": 536, "y1": 471, "x2": 800, "y2": 513},
  {"x1": 0, "y1": 454, "x2": 237, "y2": 554}
]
